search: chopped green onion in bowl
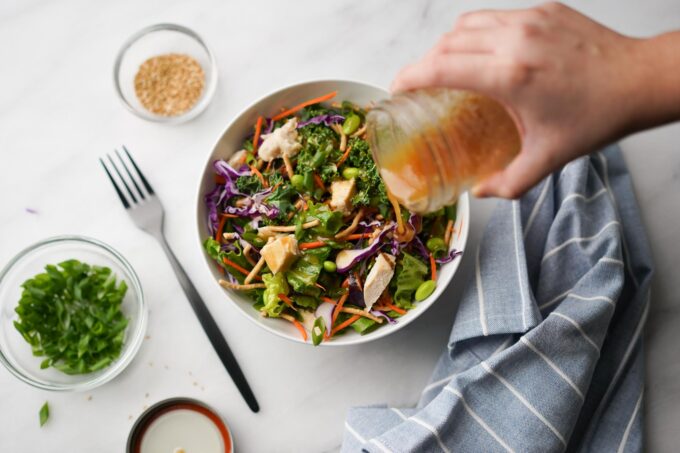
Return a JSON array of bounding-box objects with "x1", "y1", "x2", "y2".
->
[{"x1": 13, "y1": 259, "x2": 129, "y2": 375}]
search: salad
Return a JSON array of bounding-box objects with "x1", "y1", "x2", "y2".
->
[{"x1": 204, "y1": 91, "x2": 462, "y2": 344}]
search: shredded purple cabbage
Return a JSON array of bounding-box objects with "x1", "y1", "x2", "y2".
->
[
  {"x1": 249, "y1": 217, "x2": 261, "y2": 230},
  {"x1": 359, "y1": 219, "x2": 382, "y2": 229},
  {"x1": 225, "y1": 203, "x2": 279, "y2": 219},
  {"x1": 220, "y1": 243, "x2": 238, "y2": 253},
  {"x1": 205, "y1": 160, "x2": 252, "y2": 234},
  {"x1": 408, "y1": 213, "x2": 423, "y2": 234},
  {"x1": 214, "y1": 160, "x2": 250, "y2": 180},
  {"x1": 297, "y1": 114, "x2": 344, "y2": 128},
  {"x1": 224, "y1": 186, "x2": 279, "y2": 219},
  {"x1": 347, "y1": 273, "x2": 365, "y2": 307},
  {"x1": 411, "y1": 235, "x2": 431, "y2": 261},
  {"x1": 336, "y1": 224, "x2": 395, "y2": 273},
  {"x1": 204, "y1": 185, "x2": 223, "y2": 236},
  {"x1": 436, "y1": 249, "x2": 463, "y2": 264},
  {"x1": 264, "y1": 117, "x2": 274, "y2": 135},
  {"x1": 370, "y1": 310, "x2": 397, "y2": 324}
]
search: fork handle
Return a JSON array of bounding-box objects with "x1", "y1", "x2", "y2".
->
[{"x1": 158, "y1": 237, "x2": 260, "y2": 413}]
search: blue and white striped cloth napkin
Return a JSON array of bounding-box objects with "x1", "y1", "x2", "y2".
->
[{"x1": 342, "y1": 145, "x2": 653, "y2": 453}]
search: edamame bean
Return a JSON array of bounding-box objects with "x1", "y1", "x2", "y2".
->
[
  {"x1": 342, "y1": 167, "x2": 360, "y2": 180},
  {"x1": 415, "y1": 280, "x2": 436, "y2": 301},
  {"x1": 426, "y1": 237, "x2": 446, "y2": 253},
  {"x1": 291, "y1": 174, "x2": 304, "y2": 190},
  {"x1": 252, "y1": 237, "x2": 266, "y2": 248},
  {"x1": 342, "y1": 113, "x2": 361, "y2": 135},
  {"x1": 303, "y1": 172, "x2": 314, "y2": 191},
  {"x1": 323, "y1": 261, "x2": 337, "y2": 272},
  {"x1": 311, "y1": 149, "x2": 327, "y2": 169}
]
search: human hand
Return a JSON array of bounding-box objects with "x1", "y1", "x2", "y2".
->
[{"x1": 391, "y1": 2, "x2": 644, "y2": 198}]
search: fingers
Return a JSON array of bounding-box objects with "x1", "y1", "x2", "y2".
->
[
  {"x1": 391, "y1": 53, "x2": 496, "y2": 93},
  {"x1": 453, "y1": 9, "x2": 506, "y2": 30},
  {"x1": 472, "y1": 147, "x2": 556, "y2": 199},
  {"x1": 454, "y1": 7, "x2": 550, "y2": 31},
  {"x1": 433, "y1": 28, "x2": 502, "y2": 55}
]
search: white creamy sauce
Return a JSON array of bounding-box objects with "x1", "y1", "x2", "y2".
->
[{"x1": 140, "y1": 409, "x2": 224, "y2": 453}]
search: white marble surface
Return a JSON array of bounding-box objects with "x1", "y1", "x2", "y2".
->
[{"x1": 0, "y1": 1, "x2": 678, "y2": 451}]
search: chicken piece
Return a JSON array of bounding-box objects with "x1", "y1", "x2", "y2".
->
[
  {"x1": 330, "y1": 178, "x2": 356, "y2": 214},
  {"x1": 363, "y1": 253, "x2": 396, "y2": 311},
  {"x1": 228, "y1": 149, "x2": 247, "y2": 168},
  {"x1": 258, "y1": 118, "x2": 302, "y2": 162},
  {"x1": 260, "y1": 235, "x2": 300, "y2": 274}
]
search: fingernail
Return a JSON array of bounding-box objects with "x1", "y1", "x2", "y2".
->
[{"x1": 471, "y1": 184, "x2": 487, "y2": 198}]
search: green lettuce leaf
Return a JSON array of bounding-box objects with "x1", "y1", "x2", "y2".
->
[
  {"x1": 351, "y1": 317, "x2": 378, "y2": 335},
  {"x1": 305, "y1": 202, "x2": 343, "y2": 236},
  {"x1": 262, "y1": 273, "x2": 289, "y2": 317},
  {"x1": 293, "y1": 295, "x2": 320, "y2": 309},
  {"x1": 286, "y1": 247, "x2": 331, "y2": 296},
  {"x1": 393, "y1": 252, "x2": 428, "y2": 309},
  {"x1": 204, "y1": 237, "x2": 252, "y2": 284}
]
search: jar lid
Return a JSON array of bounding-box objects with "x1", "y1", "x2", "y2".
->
[{"x1": 127, "y1": 397, "x2": 233, "y2": 453}]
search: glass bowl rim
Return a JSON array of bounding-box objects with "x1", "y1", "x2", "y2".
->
[
  {"x1": 0, "y1": 235, "x2": 147, "y2": 391},
  {"x1": 113, "y1": 22, "x2": 218, "y2": 124}
]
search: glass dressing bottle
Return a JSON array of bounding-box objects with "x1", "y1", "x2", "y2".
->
[{"x1": 367, "y1": 89, "x2": 521, "y2": 213}]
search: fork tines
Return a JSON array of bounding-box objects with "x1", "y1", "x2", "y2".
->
[{"x1": 100, "y1": 146, "x2": 155, "y2": 209}]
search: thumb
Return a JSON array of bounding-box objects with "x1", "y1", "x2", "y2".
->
[{"x1": 472, "y1": 147, "x2": 554, "y2": 199}]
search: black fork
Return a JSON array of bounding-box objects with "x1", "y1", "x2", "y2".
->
[{"x1": 100, "y1": 146, "x2": 260, "y2": 412}]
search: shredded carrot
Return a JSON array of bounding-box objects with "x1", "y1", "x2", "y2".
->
[
  {"x1": 281, "y1": 314, "x2": 307, "y2": 341},
  {"x1": 353, "y1": 272, "x2": 363, "y2": 291},
  {"x1": 314, "y1": 282, "x2": 326, "y2": 291},
  {"x1": 444, "y1": 219, "x2": 454, "y2": 246},
  {"x1": 252, "y1": 116, "x2": 264, "y2": 156},
  {"x1": 322, "y1": 296, "x2": 337, "y2": 305},
  {"x1": 270, "y1": 181, "x2": 282, "y2": 192},
  {"x1": 313, "y1": 173, "x2": 325, "y2": 191},
  {"x1": 278, "y1": 293, "x2": 295, "y2": 308},
  {"x1": 215, "y1": 216, "x2": 228, "y2": 242},
  {"x1": 377, "y1": 301, "x2": 406, "y2": 316},
  {"x1": 386, "y1": 189, "x2": 404, "y2": 234},
  {"x1": 299, "y1": 241, "x2": 326, "y2": 250},
  {"x1": 341, "y1": 277, "x2": 350, "y2": 288},
  {"x1": 331, "y1": 292, "x2": 349, "y2": 326},
  {"x1": 215, "y1": 174, "x2": 226, "y2": 184},
  {"x1": 221, "y1": 213, "x2": 239, "y2": 219},
  {"x1": 250, "y1": 165, "x2": 268, "y2": 188},
  {"x1": 292, "y1": 319, "x2": 308, "y2": 341},
  {"x1": 336, "y1": 145, "x2": 353, "y2": 167},
  {"x1": 222, "y1": 257, "x2": 262, "y2": 281},
  {"x1": 457, "y1": 218, "x2": 464, "y2": 240},
  {"x1": 343, "y1": 233, "x2": 373, "y2": 241},
  {"x1": 264, "y1": 160, "x2": 273, "y2": 173},
  {"x1": 430, "y1": 253, "x2": 437, "y2": 281},
  {"x1": 271, "y1": 91, "x2": 338, "y2": 122},
  {"x1": 331, "y1": 314, "x2": 361, "y2": 337},
  {"x1": 376, "y1": 291, "x2": 407, "y2": 315}
]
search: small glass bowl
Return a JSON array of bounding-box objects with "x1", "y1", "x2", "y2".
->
[
  {"x1": 0, "y1": 236, "x2": 147, "y2": 391},
  {"x1": 114, "y1": 23, "x2": 218, "y2": 124}
]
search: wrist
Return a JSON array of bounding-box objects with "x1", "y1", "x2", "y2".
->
[{"x1": 624, "y1": 32, "x2": 680, "y2": 133}]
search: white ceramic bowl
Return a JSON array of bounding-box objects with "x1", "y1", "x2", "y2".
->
[{"x1": 196, "y1": 79, "x2": 470, "y2": 346}]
